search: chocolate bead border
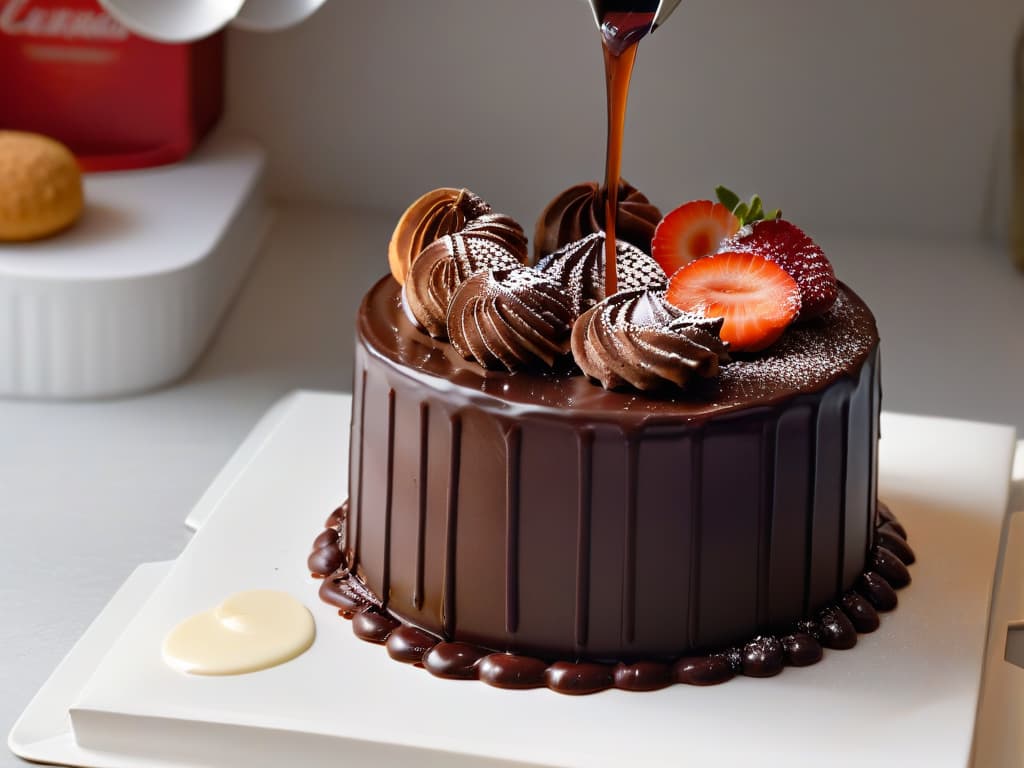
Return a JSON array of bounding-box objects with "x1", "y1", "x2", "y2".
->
[{"x1": 308, "y1": 501, "x2": 914, "y2": 695}]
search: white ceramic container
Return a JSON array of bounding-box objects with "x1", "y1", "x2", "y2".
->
[{"x1": 0, "y1": 133, "x2": 270, "y2": 399}]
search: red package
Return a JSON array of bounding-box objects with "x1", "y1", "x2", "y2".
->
[{"x1": 0, "y1": 0, "x2": 223, "y2": 171}]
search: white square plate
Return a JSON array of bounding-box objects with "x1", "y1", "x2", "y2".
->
[{"x1": 9, "y1": 392, "x2": 1019, "y2": 767}]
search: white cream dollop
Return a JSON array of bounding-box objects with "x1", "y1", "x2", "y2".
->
[{"x1": 162, "y1": 590, "x2": 315, "y2": 676}]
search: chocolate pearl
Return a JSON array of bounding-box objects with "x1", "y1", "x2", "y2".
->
[
  {"x1": 545, "y1": 661, "x2": 614, "y2": 695},
  {"x1": 307, "y1": 544, "x2": 343, "y2": 577},
  {"x1": 673, "y1": 655, "x2": 734, "y2": 686},
  {"x1": 723, "y1": 647, "x2": 744, "y2": 673},
  {"x1": 871, "y1": 546, "x2": 911, "y2": 588},
  {"x1": 319, "y1": 576, "x2": 369, "y2": 612},
  {"x1": 613, "y1": 661, "x2": 672, "y2": 691},
  {"x1": 312, "y1": 528, "x2": 338, "y2": 550},
  {"x1": 781, "y1": 633, "x2": 823, "y2": 667},
  {"x1": 352, "y1": 609, "x2": 399, "y2": 644},
  {"x1": 877, "y1": 529, "x2": 916, "y2": 565},
  {"x1": 818, "y1": 605, "x2": 858, "y2": 650},
  {"x1": 876, "y1": 501, "x2": 896, "y2": 524},
  {"x1": 741, "y1": 636, "x2": 785, "y2": 678},
  {"x1": 478, "y1": 654, "x2": 548, "y2": 689},
  {"x1": 841, "y1": 591, "x2": 880, "y2": 633},
  {"x1": 423, "y1": 642, "x2": 486, "y2": 680},
  {"x1": 878, "y1": 517, "x2": 908, "y2": 541},
  {"x1": 795, "y1": 618, "x2": 824, "y2": 642},
  {"x1": 307, "y1": 528, "x2": 343, "y2": 576},
  {"x1": 385, "y1": 625, "x2": 438, "y2": 663},
  {"x1": 857, "y1": 571, "x2": 899, "y2": 611},
  {"x1": 325, "y1": 500, "x2": 349, "y2": 528}
]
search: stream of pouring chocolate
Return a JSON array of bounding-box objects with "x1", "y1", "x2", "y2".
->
[{"x1": 598, "y1": 2, "x2": 658, "y2": 295}]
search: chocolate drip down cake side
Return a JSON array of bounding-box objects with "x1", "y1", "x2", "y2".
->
[{"x1": 307, "y1": 182, "x2": 915, "y2": 694}]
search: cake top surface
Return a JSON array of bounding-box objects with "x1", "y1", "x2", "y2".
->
[{"x1": 359, "y1": 274, "x2": 878, "y2": 422}]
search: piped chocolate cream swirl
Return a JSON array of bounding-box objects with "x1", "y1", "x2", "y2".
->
[
  {"x1": 463, "y1": 213, "x2": 529, "y2": 263},
  {"x1": 571, "y1": 290, "x2": 730, "y2": 391},
  {"x1": 448, "y1": 267, "x2": 575, "y2": 372},
  {"x1": 534, "y1": 180, "x2": 662, "y2": 261},
  {"x1": 388, "y1": 187, "x2": 493, "y2": 284},
  {"x1": 404, "y1": 232, "x2": 524, "y2": 338},
  {"x1": 536, "y1": 232, "x2": 666, "y2": 316}
]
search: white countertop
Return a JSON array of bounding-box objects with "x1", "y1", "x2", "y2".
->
[{"x1": 1, "y1": 206, "x2": 1022, "y2": 767}]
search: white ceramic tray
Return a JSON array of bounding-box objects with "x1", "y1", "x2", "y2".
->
[
  {"x1": 8, "y1": 392, "x2": 1020, "y2": 767},
  {"x1": 0, "y1": 132, "x2": 270, "y2": 399}
]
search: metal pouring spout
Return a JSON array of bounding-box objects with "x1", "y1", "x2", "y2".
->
[
  {"x1": 586, "y1": 0, "x2": 683, "y2": 33},
  {"x1": 651, "y1": 0, "x2": 682, "y2": 30}
]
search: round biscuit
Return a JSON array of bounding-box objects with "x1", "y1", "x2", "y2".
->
[{"x1": 0, "y1": 131, "x2": 84, "y2": 242}]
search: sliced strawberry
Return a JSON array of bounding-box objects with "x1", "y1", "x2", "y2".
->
[
  {"x1": 726, "y1": 219, "x2": 837, "y2": 318},
  {"x1": 665, "y1": 251, "x2": 801, "y2": 352},
  {"x1": 651, "y1": 200, "x2": 740, "y2": 277}
]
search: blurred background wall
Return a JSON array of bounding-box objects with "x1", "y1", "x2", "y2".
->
[{"x1": 223, "y1": 0, "x2": 1019, "y2": 242}]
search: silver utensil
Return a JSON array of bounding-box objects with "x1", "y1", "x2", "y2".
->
[{"x1": 586, "y1": 0, "x2": 682, "y2": 33}]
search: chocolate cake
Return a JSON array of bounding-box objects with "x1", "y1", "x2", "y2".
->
[
  {"x1": 308, "y1": 2, "x2": 913, "y2": 694},
  {"x1": 308, "y1": 184, "x2": 915, "y2": 694}
]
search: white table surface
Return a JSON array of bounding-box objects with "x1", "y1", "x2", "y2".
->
[{"x1": 2, "y1": 206, "x2": 1022, "y2": 767}]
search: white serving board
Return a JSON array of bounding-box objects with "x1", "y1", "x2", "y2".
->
[
  {"x1": 9, "y1": 392, "x2": 1019, "y2": 767},
  {"x1": 0, "y1": 132, "x2": 270, "y2": 399},
  {"x1": 972, "y1": 439, "x2": 1024, "y2": 767},
  {"x1": 7, "y1": 563, "x2": 173, "y2": 768}
]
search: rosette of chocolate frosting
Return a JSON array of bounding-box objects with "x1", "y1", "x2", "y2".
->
[
  {"x1": 536, "y1": 232, "x2": 667, "y2": 316},
  {"x1": 388, "y1": 187, "x2": 493, "y2": 285},
  {"x1": 571, "y1": 289, "x2": 729, "y2": 392},
  {"x1": 448, "y1": 267, "x2": 575, "y2": 372},
  {"x1": 463, "y1": 213, "x2": 529, "y2": 263},
  {"x1": 404, "y1": 232, "x2": 524, "y2": 338},
  {"x1": 534, "y1": 179, "x2": 662, "y2": 261}
]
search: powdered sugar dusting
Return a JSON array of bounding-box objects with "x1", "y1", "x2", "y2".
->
[
  {"x1": 536, "y1": 232, "x2": 666, "y2": 316},
  {"x1": 450, "y1": 232, "x2": 522, "y2": 280},
  {"x1": 716, "y1": 291, "x2": 875, "y2": 402}
]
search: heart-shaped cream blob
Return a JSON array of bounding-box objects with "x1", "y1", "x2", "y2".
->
[{"x1": 162, "y1": 590, "x2": 315, "y2": 676}]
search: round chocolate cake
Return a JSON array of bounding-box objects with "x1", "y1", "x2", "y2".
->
[{"x1": 309, "y1": 186, "x2": 914, "y2": 694}]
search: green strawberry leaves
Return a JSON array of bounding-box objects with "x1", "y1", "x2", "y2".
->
[{"x1": 715, "y1": 185, "x2": 781, "y2": 228}]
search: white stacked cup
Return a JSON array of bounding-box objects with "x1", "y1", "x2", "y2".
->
[{"x1": 96, "y1": 0, "x2": 327, "y2": 42}]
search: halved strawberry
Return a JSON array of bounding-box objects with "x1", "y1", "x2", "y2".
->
[
  {"x1": 651, "y1": 200, "x2": 740, "y2": 277},
  {"x1": 726, "y1": 219, "x2": 837, "y2": 318},
  {"x1": 665, "y1": 251, "x2": 801, "y2": 352}
]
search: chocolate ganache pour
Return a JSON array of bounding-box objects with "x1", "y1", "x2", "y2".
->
[{"x1": 598, "y1": 1, "x2": 658, "y2": 296}]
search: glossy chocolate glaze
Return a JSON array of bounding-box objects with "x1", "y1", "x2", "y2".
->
[
  {"x1": 358, "y1": 275, "x2": 877, "y2": 418},
  {"x1": 343, "y1": 276, "x2": 880, "y2": 661}
]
